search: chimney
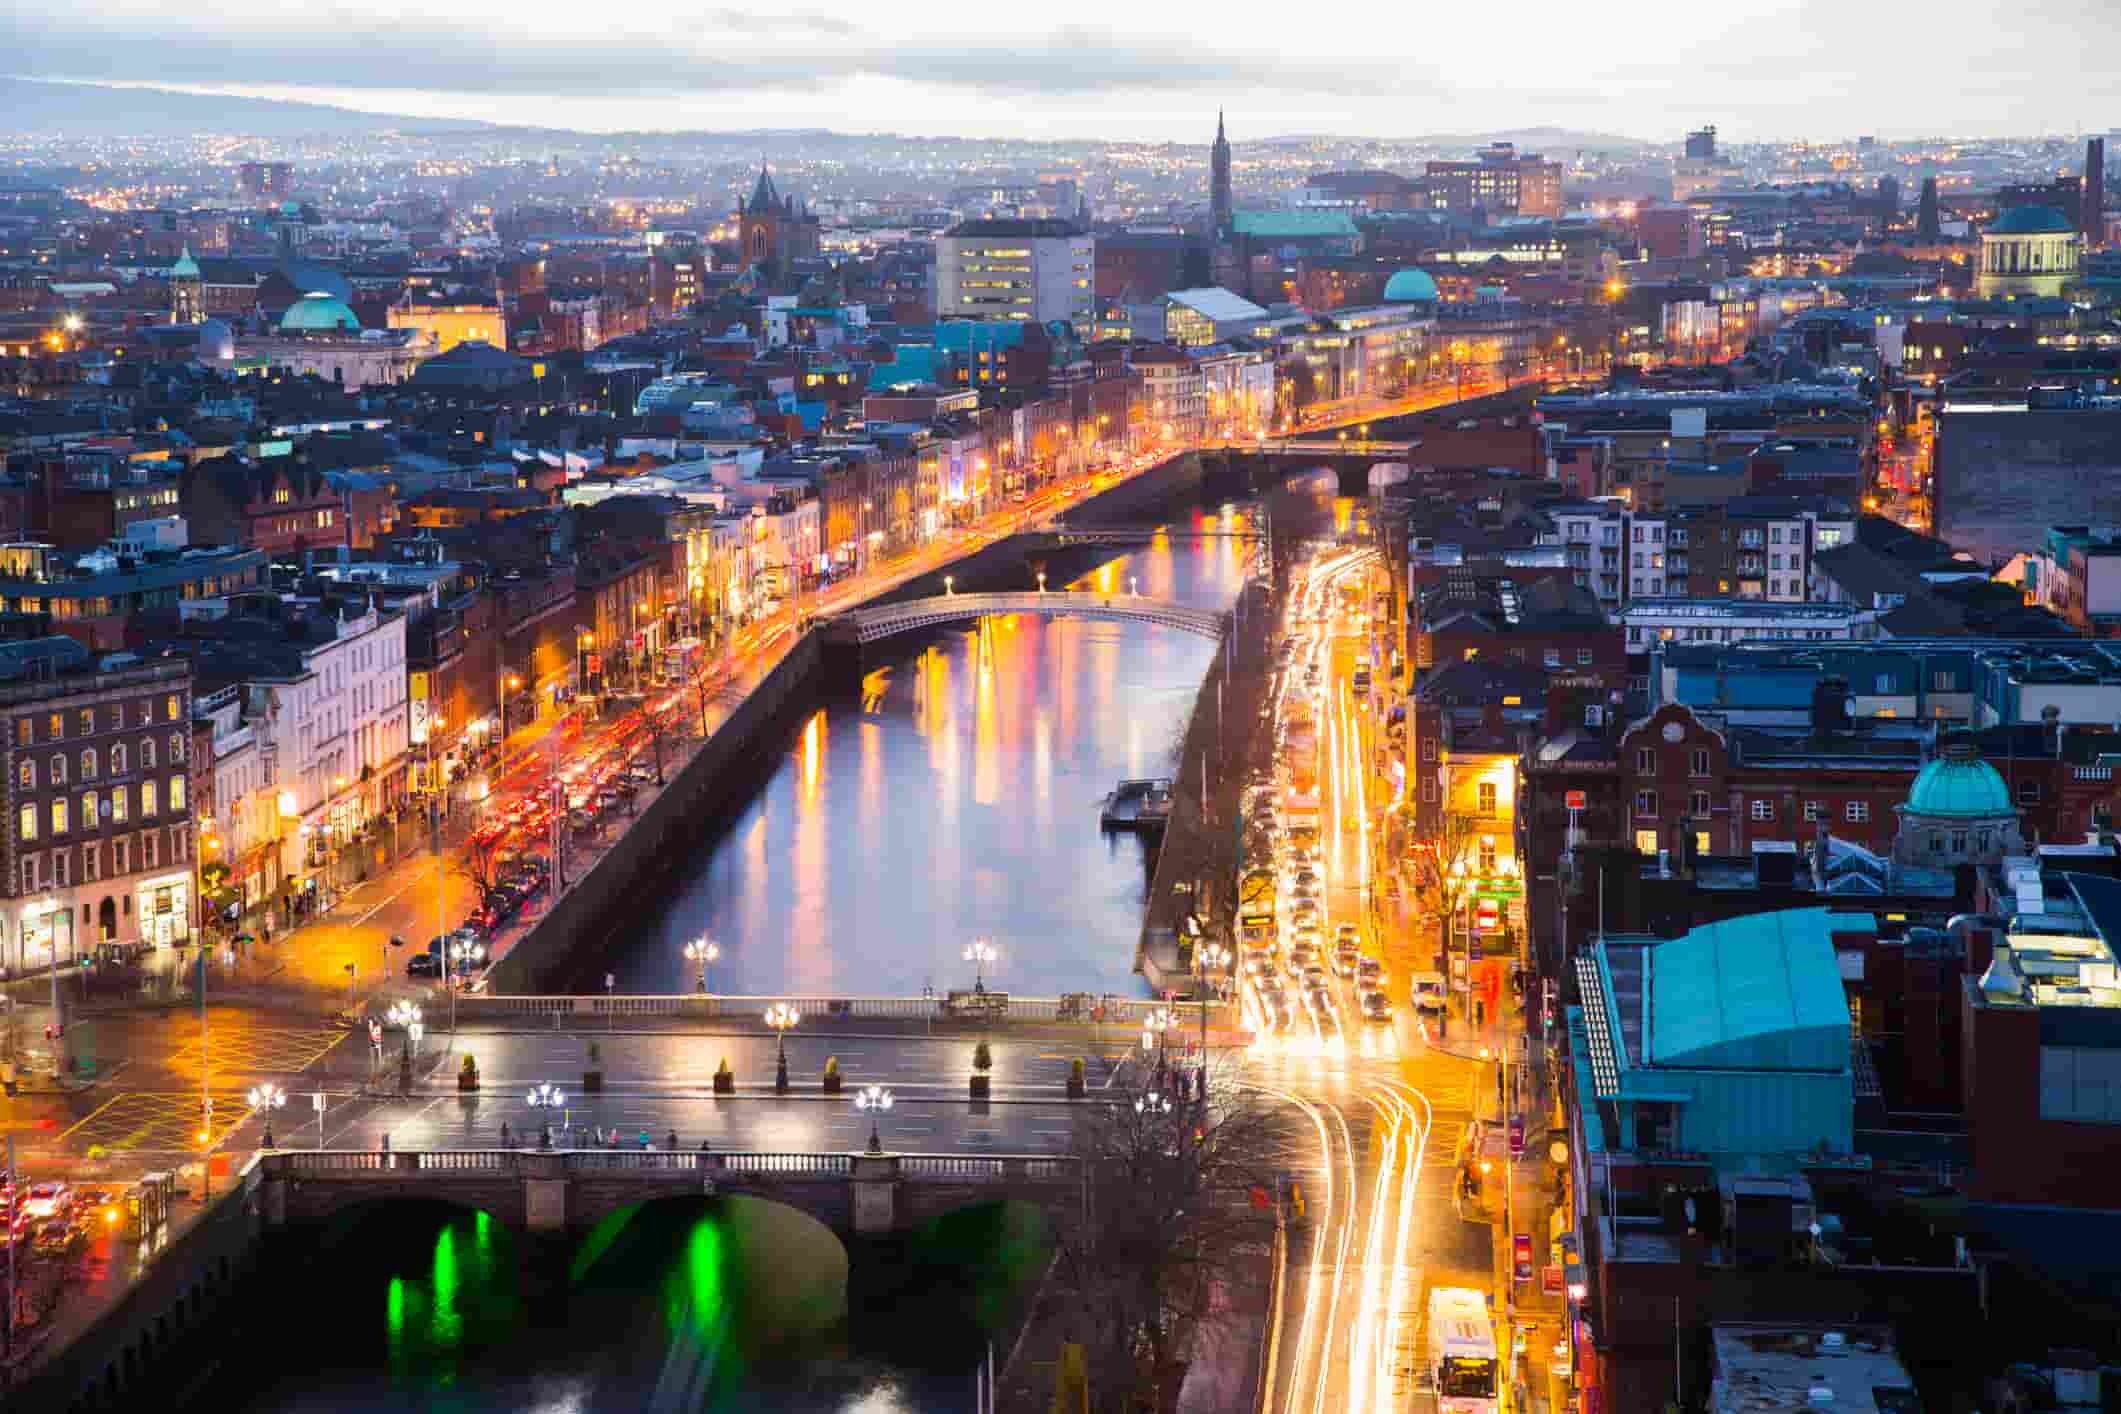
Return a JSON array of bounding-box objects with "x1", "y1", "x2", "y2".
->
[{"x1": 2043, "y1": 703, "x2": 2063, "y2": 758}]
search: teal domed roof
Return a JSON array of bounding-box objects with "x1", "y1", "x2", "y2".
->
[
  {"x1": 1986, "y1": 205, "x2": 2075, "y2": 236},
  {"x1": 1906, "y1": 741, "x2": 2013, "y2": 819},
  {"x1": 1383, "y1": 268, "x2": 1439, "y2": 303},
  {"x1": 279, "y1": 292, "x2": 360, "y2": 334}
]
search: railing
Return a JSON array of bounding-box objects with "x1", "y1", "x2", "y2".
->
[
  {"x1": 451, "y1": 993, "x2": 1232, "y2": 1027},
  {"x1": 259, "y1": 1150, "x2": 1074, "y2": 1183},
  {"x1": 828, "y1": 592, "x2": 1229, "y2": 646}
]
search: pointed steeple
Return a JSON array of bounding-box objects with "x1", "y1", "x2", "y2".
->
[
  {"x1": 1216, "y1": 109, "x2": 1226, "y2": 144},
  {"x1": 747, "y1": 163, "x2": 779, "y2": 215}
]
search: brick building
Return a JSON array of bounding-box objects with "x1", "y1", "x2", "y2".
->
[{"x1": 1, "y1": 638, "x2": 195, "y2": 977}]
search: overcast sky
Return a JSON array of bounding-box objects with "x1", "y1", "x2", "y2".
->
[{"x1": 15, "y1": 0, "x2": 2121, "y2": 142}]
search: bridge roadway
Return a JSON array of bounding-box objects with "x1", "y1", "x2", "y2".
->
[
  {"x1": 256, "y1": 1146, "x2": 1084, "y2": 1238},
  {"x1": 822, "y1": 589, "x2": 1228, "y2": 646}
]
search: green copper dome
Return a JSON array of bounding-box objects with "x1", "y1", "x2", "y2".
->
[
  {"x1": 1383, "y1": 268, "x2": 1440, "y2": 303},
  {"x1": 1906, "y1": 740, "x2": 2013, "y2": 819},
  {"x1": 279, "y1": 292, "x2": 361, "y2": 334},
  {"x1": 169, "y1": 246, "x2": 200, "y2": 279},
  {"x1": 1986, "y1": 205, "x2": 2075, "y2": 236}
]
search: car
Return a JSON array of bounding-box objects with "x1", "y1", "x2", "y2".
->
[
  {"x1": 1286, "y1": 879, "x2": 1320, "y2": 903},
  {"x1": 1331, "y1": 949, "x2": 1362, "y2": 979},
  {"x1": 1284, "y1": 946, "x2": 1318, "y2": 977},
  {"x1": 1300, "y1": 964, "x2": 1331, "y2": 991},
  {"x1": 1304, "y1": 983, "x2": 1334, "y2": 1016},
  {"x1": 1360, "y1": 990, "x2": 1394, "y2": 1023},
  {"x1": 1246, "y1": 956, "x2": 1278, "y2": 980},
  {"x1": 407, "y1": 951, "x2": 443, "y2": 978},
  {"x1": 19, "y1": 1182, "x2": 70, "y2": 1222},
  {"x1": 1289, "y1": 899, "x2": 1321, "y2": 923},
  {"x1": 1356, "y1": 956, "x2": 1386, "y2": 986},
  {"x1": 1335, "y1": 922, "x2": 1360, "y2": 944},
  {"x1": 1291, "y1": 870, "x2": 1323, "y2": 893},
  {"x1": 1410, "y1": 971, "x2": 1448, "y2": 1014}
]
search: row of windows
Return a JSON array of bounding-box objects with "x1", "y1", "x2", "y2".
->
[
  {"x1": 1633, "y1": 790, "x2": 1873, "y2": 823},
  {"x1": 19, "y1": 825, "x2": 185, "y2": 889},
  {"x1": 17, "y1": 776, "x2": 185, "y2": 840},
  {"x1": 17, "y1": 697, "x2": 183, "y2": 744},
  {"x1": 16, "y1": 734, "x2": 186, "y2": 787}
]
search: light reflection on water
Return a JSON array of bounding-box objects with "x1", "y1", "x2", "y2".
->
[{"x1": 625, "y1": 535, "x2": 1250, "y2": 998}]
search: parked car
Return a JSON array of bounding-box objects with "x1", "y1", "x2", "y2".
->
[
  {"x1": 1410, "y1": 971, "x2": 1448, "y2": 1014},
  {"x1": 407, "y1": 951, "x2": 442, "y2": 978}
]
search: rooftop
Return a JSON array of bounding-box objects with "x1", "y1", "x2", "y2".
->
[
  {"x1": 1642, "y1": 908, "x2": 1855, "y2": 1071},
  {"x1": 1985, "y1": 205, "x2": 2078, "y2": 236},
  {"x1": 1230, "y1": 210, "x2": 1360, "y2": 240},
  {"x1": 1709, "y1": 1325, "x2": 1919, "y2": 1414}
]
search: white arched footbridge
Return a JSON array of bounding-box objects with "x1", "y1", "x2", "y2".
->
[{"x1": 825, "y1": 591, "x2": 1228, "y2": 646}]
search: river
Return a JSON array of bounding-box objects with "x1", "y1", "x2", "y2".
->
[
  {"x1": 206, "y1": 501, "x2": 1278, "y2": 1414},
  {"x1": 616, "y1": 520, "x2": 1257, "y2": 1000}
]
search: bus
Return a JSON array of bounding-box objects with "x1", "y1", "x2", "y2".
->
[
  {"x1": 1426, "y1": 1286, "x2": 1499, "y2": 1412},
  {"x1": 1237, "y1": 868, "x2": 1277, "y2": 952}
]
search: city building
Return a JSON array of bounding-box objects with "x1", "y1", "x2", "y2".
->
[
  {"x1": 0, "y1": 541, "x2": 268, "y2": 653},
  {"x1": 387, "y1": 294, "x2": 505, "y2": 355},
  {"x1": 1933, "y1": 406, "x2": 2121, "y2": 569},
  {"x1": 237, "y1": 162, "x2": 295, "y2": 201},
  {"x1": 1423, "y1": 143, "x2": 1563, "y2": 219},
  {"x1": 735, "y1": 166, "x2": 822, "y2": 273},
  {"x1": 1976, "y1": 205, "x2": 2083, "y2": 298},
  {"x1": 1210, "y1": 111, "x2": 1233, "y2": 236},
  {"x1": 0, "y1": 637, "x2": 196, "y2": 971},
  {"x1": 935, "y1": 219, "x2": 1095, "y2": 331}
]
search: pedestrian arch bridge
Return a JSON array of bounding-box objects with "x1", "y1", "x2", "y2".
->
[
  {"x1": 256, "y1": 1147, "x2": 1084, "y2": 1238},
  {"x1": 823, "y1": 591, "x2": 1227, "y2": 647}
]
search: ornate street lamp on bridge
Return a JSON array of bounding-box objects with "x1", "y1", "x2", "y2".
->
[
  {"x1": 855, "y1": 1084, "x2": 894, "y2": 1155},
  {"x1": 684, "y1": 935, "x2": 719, "y2": 994}
]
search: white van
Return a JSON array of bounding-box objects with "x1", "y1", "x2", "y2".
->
[{"x1": 1410, "y1": 971, "x2": 1448, "y2": 1014}]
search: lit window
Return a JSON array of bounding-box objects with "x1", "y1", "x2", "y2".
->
[
  {"x1": 16, "y1": 761, "x2": 31, "y2": 789},
  {"x1": 1635, "y1": 789, "x2": 1659, "y2": 817},
  {"x1": 81, "y1": 748, "x2": 97, "y2": 779},
  {"x1": 18, "y1": 804, "x2": 35, "y2": 840},
  {"x1": 112, "y1": 787, "x2": 128, "y2": 823},
  {"x1": 112, "y1": 744, "x2": 127, "y2": 773},
  {"x1": 1845, "y1": 801, "x2": 1870, "y2": 823},
  {"x1": 49, "y1": 754, "x2": 65, "y2": 785},
  {"x1": 142, "y1": 780, "x2": 158, "y2": 817},
  {"x1": 82, "y1": 790, "x2": 97, "y2": 826},
  {"x1": 142, "y1": 738, "x2": 156, "y2": 769},
  {"x1": 51, "y1": 798, "x2": 67, "y2": 835},
  {"x1": 171, "y1": 775, "x2": 186, "y2": 811},
  {"x1": 1750, "y1": 799, "x2": 1774, "y2": 821}
]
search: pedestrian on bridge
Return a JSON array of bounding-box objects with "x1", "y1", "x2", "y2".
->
[
  {"x1": 667, "y1": 1130, "x2": 679, "y2": 1150},
  {"x1": 499, "y1": 1121, "x2": 512, "y2": 1148}
]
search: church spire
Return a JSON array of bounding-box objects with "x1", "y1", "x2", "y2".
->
[
  {"x1": 1210, "y1": 109, "x2": 1234, "y2": 238},
  {"x1": 1216, "y1": 109, "x2": 1225, "y2": 143}
]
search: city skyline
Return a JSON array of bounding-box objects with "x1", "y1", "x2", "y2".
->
[{"x1": 12, "y1": 0, "x2": 2121, "y2": 143}]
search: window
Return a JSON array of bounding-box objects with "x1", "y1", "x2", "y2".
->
[
  {"x1": 1544, "y1": 649, "x2": 1562, "y2": 669},
  {"x1": 1874, "y1": 673, "x2": 1893, "y2": 694},
  {"x1": 142, "y1": 831, "x2": 158, "y2": 869},
  {"x1": 112, "y1": 786, "x2": 128, "y2": 823},
  {"x1": 142, "y1": 738, "x2": 156, "y2": 769},
  {"x1": 1952, "y1": 831, "x2": 1968, "y2": 853},
  {"x1": 1635, "y1": 789, "x2": 1659, "y2": 817},
  {"x1": 78, "y1": 710, "x2": 93, "y2": 736},
  {"x1": 171, "y1": 732, "x2": 186, "y2": 762},
  {"x1": 1420, "y1": 739, "x2": 1436, "y2": 762},
  {"x1": 1690, "y1": 790, "x2": 1711, "y2": 816},
  {"x1": 1689, "y1": 748, "x2": 1710, "y2": 777},
  {"x1": 1635, "y1": 828, "x2": 1659, "y2": 854},
  {"x1": 80, "y1": 748, "x2": 97, "y2": 779},
  {"x1": 111, "y1": 744, "x2": 127, "y2": 774},
  {"x1": 46, "y1": 713, "x2": 62, "y2": 740},
  {"x1": 1585, "y1": 704, "x2": 1605, "y2": 727},
  {"x1": 1846, "y1": 800, "x2": 1871, "y2": 823},
  {"x1": 20, "y1": 853, "x2": 37, "y2": 890},
  {"x1": 49, "y1": 754, "x2": 65, "y2": 785},
  {"x1": 1750, "y1": 799, "x2": 1774, "y2": 821},
  {"x1": 1804, "y1": 800, "x2": 1822, "y2": 821},
  {"x1": 1420, "y1": 778, "x2": 1438, "y2": 803},
  {"x1": 1477, "y1": 781, "x2": 1499, "y2": 814},
  {"x1": 1636, "y1": 747, "x2": 1657, "y2": 773},
  {"x1": 50, "y1": 799, "x2": 66, "y2": 835},
  {"x1": 1696, "y1": 830, "x2": 1712, "y2": 856},
  {"x1": 2018, "y1": 781, "x2": 2043, "y2": 805},
  {"x1": 15, "y1": 761, "x2": 31, "y2": 789},
  {"x1": 1577, "y1": 648, "x2": 1593, "y2": 666},
  {"x1": 81, "y1": 791, "x2": 97, "y2": 827},
  {"x1": 17, "y1": 803, "x2": 35, "y2": 840},
  {"x1": 2040, "y1": 1045, "x2": 2121, "y2": 1123},
  {"x1": 1478, "y1": 837, "x2": 1497, "y2": 873},
  {"x1": 51, "y1": 849, "x2": 67, "y2": 887},
  {"x1": 15, "y1": 717, "x2": 29, "y2": 746},
  {"x1": 83, "y1": 844, "x2": 99, "y2": 883},
  {"x1": 111, "y1": 837, "x2": 128, "y2": 874},
  {"x1": 165, "y1": 695, "x2": 180, "y2": 722},
  {"x1": 1932, "y1": 670, "x2": 1958, "y2": 692},
  {"x1": 170, "y1": 775, "x2": 186, "y2": 811}
]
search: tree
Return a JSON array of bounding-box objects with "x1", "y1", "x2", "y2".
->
[
  {"x1": 454, "y1": 832, "x2": 507, "y2": 915},
  {"x1": 1052, "y1": 1064, "x2": 1283, "y2": 1413},
  {"x1": 1409, "y1": 808, "x2": 1491, "y2": 966}
]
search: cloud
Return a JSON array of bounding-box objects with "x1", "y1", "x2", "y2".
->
[{"x1": 11, "y1": 13, "x2": 1439, "y2": 102}]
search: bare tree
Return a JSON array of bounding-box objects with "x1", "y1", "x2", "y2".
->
[
  {"x1": 453, "y1": 832, "x2": 507, "y2": 914},
  {"x1": 1409, "y1": 809, "x2": 1490, "y2": 964},
  {"x1": 1053, "y1": 1064, "x2": 1284, "y2": 1414}
]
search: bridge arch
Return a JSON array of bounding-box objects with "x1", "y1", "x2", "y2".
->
[{"x1": 825, "y1": 591, "x2": 1227, "y2": 647}]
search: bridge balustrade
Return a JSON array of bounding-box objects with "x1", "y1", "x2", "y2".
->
[{"x1": 450, "y1": 993, "x2": 1231, "y2": 1028}]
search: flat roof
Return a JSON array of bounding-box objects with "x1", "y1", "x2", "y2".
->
[{"x1": 1711, "y1": 1325, "x2": 1918, "y2": 1414}]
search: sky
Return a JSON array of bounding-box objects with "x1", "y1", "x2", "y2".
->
[{"x1": 13, "y1": 0, "x2": 2121, "y2": 142}]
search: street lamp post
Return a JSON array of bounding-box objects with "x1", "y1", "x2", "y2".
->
[
  {"x1": 765, "y1": 1002, "x2": 799, "y2": 1092},
  {"x1": 962, "y1": 939, "x2": 997, "y2": 995},
  {"x1": 247, "y1": 1083, "x2": 286, "y2": 1149},
  {"x1": 527, "y1": 1082, "x2": 565, "y2": 1147},
  {"x1": 684, "y1": 936, "x2": 719, "y2": 994},
  {"x1": 1142, "y1": 1006, "x2": 1174, "y2": 1079},
  {"x1": 854, "y1": 1084, "x2": 894, "y2": 1154},
  {"x1": 1194, "y1": 942, "x2": 1231, "y2": 1095}
]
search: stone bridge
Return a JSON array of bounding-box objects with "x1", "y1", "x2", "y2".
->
[
  {"x1": 822, "y1": 590, "x2": 1228, "y2": 647},
  {"x1": 256, "y1": 1148, "x2": 1084, "y2": 1239}
]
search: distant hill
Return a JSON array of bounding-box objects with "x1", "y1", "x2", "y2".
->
[
  {"x1": 1255, "y1": 126, "x2": 1653, "y2": 152},
  {"x1": 0, "y1": 77, "x2": 499, "y2": 138}
]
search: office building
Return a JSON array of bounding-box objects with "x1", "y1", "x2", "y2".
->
[{"x1": 936, "y1": 219, "x2": 1095, "y2": 331}]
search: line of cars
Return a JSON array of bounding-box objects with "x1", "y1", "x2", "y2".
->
[{"x1": 4, "y1": 1179, "x2": 117, "y2": 1261}]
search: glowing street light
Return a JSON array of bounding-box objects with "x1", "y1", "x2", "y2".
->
[
  {"x1": 684, "y1": 936, "x2": 720, "y2": 993},
  {"x1": 247, "y1": 1083, "x2": 286, "y2": 1148},
  {"x1": 962, "y1": 939, "x2": 997, "y2": 994},
  {"x1": 1134, "y1": 1090, "x2": 1174, "y2": 1116},
  {"x1": 854, "y1": 1084, "x2": 894, "y2": 1154}
]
